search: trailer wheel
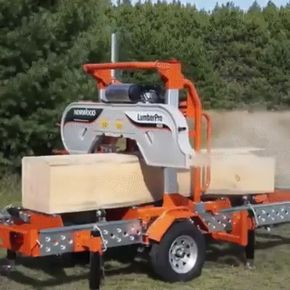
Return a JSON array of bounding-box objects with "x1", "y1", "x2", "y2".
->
[{"x1": 150, "y1": 220, "x2": 205, "y2": 282}]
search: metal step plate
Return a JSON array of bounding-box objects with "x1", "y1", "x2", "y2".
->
[
  {"x1": 252, "y1": 202, "x2": 290, "y2": 226},
  {"x1": 39, "y1": 219, "x2": 143, "y2": 256}
]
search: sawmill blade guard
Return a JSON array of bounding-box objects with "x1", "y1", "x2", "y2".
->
[{"x1": 61, "y1": 102, "x2": 194, "y2": 168}]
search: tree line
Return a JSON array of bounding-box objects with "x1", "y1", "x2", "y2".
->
[{"x1": 1, "y1": 0, "x2": 290, "y2": 171}]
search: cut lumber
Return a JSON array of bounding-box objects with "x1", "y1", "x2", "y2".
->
[
  {"x1": 201, "y1": 147, "x2": 265, "y2": 154},
  {"x1": 207, "y1": 153, "x2": 275, "y2": 194},
  {"x1": 22, "y1": 152, "x2": 275, "y2": 214},
  {"x1": 22, "y1": 154, "x2": 164, "y2": 214},
  {"x1": 179, "y1": 153, "x2": 275, "y2": 195}
]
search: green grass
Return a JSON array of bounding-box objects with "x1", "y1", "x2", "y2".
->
[
  {"x1": 0, "y1": 174, "x2": 21, "y2": 206},
  {"x1": 0, "y1": 175, "x2": 290, "y2": 290}
]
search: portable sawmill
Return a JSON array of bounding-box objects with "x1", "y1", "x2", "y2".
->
[{"x1": 1, "y1": 61, "x2": 290, "y2": 290}]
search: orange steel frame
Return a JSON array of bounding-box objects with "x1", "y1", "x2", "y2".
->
[{"x1": 1, "y1": 61, "x2": 290, "y2": 258}]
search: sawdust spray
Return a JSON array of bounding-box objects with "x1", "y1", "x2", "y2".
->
[{"x1": 208, "y1": 111, "x2": 290, "y2": 186}]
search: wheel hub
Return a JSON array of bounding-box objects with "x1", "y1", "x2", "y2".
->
[
  {"x1": 175, "y1": 247, "x2": 185, "y2": 258},
  {"x1": 169, "y1": 235, "x2": 198, "y2": 274}
]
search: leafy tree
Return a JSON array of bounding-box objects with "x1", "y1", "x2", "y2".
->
[
  {"x1": 0, "y1": 0, "x2": 110, "y2": 171},
  {"x1": 1, "y1": 0, "x2": 290, "y2": 171}
]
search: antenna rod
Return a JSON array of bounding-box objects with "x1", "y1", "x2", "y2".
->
[{"x1": 111, "y1": 32, "x2": 118, "y2": 78}]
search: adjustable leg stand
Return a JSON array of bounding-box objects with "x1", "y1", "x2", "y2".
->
[
  {"x1": 89, "y1": 252, "x2": 103, "y2": 290},
  {"x1": 245, "y1": 230, "x2": 255, "y2": 270},
  {"x1": 0, "y1": 250, "x2": 16, "y2": 275},
  {"x1": 89, "y1": 229, "x2": 104, "y2": 290}
]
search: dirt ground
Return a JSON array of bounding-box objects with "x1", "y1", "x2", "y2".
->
[{"x1": 0, "y1": 110, "x2": 290, "y2": 289}]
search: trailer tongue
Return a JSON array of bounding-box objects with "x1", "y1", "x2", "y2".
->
[{"x1": 1, "y1": 61, "x2": 290, "y2": 290}]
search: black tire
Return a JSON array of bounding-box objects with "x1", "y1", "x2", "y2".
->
[{"x1": 150, "y1": 220, "x2": 205, "y2": 282}]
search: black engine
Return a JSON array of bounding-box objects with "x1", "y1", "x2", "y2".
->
[{"x1": 104, "y1": 83, "x2": 164, "y2": 104}]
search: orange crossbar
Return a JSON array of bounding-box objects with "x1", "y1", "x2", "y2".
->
[{"x1": 84, "y1": 60, "x2": 185, "y2": 89}]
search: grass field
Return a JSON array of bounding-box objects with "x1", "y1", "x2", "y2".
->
[{"x1": 1, "y1": 175, "x2": 290, "y2": 290}]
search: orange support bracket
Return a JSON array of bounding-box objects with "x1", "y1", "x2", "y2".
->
[
  {"x1": 83, "y1": 60, "x2": 185, "y2": 89},
  {"x1": 201, "y1": 112, "x2": 212, "y2": 192},
  {"x1": 183, "y1": 79, "x2": 203, "y2": 202},
  {"x1": 74, "y1": 230, "x2": 103, "y2": 253},
  {"x1": 147, "y1": 207, "x2": 195, "y2": 242},
  {"x1": 211, "y1": 211, "x2": 253, "y2": 246},
  {"x1": 0, "y1": 224, "x2": 39, "y2": 256}
]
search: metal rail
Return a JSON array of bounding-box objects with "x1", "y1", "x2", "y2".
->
[
  {"x1": 39, "y1": 219, "x2": 143, "y2": 256},
  {"x1": 201, "y1": 201, "x2": 290, "y2": 231}
]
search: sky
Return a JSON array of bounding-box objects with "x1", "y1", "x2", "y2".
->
[
  {"x1": 190, "y1": 0, "x2": 289, "y2": 10},
  {"x1": 130, "y1": 0, "x2": 290, "y2": 10}
]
